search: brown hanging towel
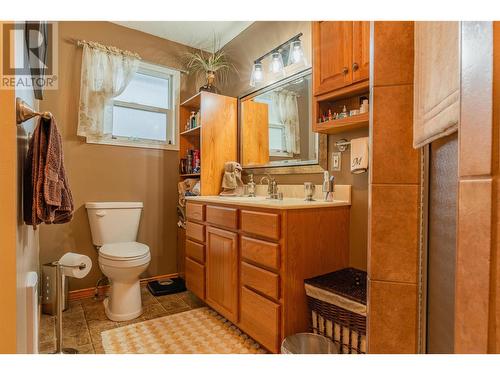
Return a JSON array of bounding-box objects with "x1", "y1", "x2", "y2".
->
[{"x1": 24, "y1": 115, "x2": 74, "y2": 229}]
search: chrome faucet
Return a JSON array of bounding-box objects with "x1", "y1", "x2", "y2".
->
[{"x1": 260, "y1": 174, "x2": 279, "y2": 199}]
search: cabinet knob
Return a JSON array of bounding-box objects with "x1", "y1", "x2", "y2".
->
[
  {"x1": 342, "y1": 67, "x2": 349, "y2": 75},
  {"x1": 352, "y1": 62, "x2": 359, "y2": 72}
]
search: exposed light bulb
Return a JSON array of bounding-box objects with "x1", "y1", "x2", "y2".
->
[
  {"x1": 269, "y1": 52, "x2": 284, "y2": 74},
  {"x1": 249, "y1": 62, "x2": 264, "y2": 87},
  {"x1": 254, "y1": 66, "x2": 263, "y2": 80},
  {"x1": 288, "y1": 40, "x2": 305, "y2": 65}
]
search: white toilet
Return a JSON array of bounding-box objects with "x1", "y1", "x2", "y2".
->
[{"x1": 85, "y1": 202, "x2": 151, "y2": 322}]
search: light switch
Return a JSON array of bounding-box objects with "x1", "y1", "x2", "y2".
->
[{"x1": 331, "y1": 152, "x2": 341, "y2": 171}]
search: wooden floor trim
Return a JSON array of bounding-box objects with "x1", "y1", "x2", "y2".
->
[{"x1": 68, "y1": 273, "x2": 180, "y2": 301}]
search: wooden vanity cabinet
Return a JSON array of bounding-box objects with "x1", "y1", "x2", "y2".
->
[
  {"x1": 313, "y1": 21, "x2": 370, "y2": 96},
  {"x1": 184, "y1": 201, "x2": 350, "y2": 353}
]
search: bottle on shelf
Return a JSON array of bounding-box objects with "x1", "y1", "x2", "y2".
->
[
  {"x1": 190, "y1": 111, "x2": 196, "y2": 129},
  {"x1": 338, "y1": 105, "x2": 348, "y2": 119},
  {"x1": 186, "y1": 150, "x2": 193, "y2": 174},
  {"x1": 192, "y1": 149, "x2": 201, "y2": 173}
]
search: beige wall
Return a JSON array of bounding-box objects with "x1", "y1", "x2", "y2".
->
[
  {"x1": 224, "y1": 21, "x2": 368, "y2": 270},
  {"x1": 328, "y1": 128, "x2": 369, "y2": 270},
  {"x1": 39, "y1": 22, "x2": 197, "y2": 291}
]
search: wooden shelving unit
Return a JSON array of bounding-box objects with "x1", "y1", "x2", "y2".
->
[
  {"x1": 177, "y1": 91, "x2": 238, "y2": 279},
  {"x1": 178, "y1": 91, "x2": 237, "y2": 195},
  {"x1": 313, "y1": 112, "x2": 369, "y2": 135},
  {"x1": 312, "y1": 83, "x2": 370, "y2": 136}
]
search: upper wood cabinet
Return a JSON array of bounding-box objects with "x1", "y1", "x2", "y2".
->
[
  {"x1": 313, "y1": 21, "x2": 370, "y2": 96},
  {"x1": 205, "y1": 226, "x2": 239, "y2": 322},
  {"x1": 352, "y1": 21, "x2": 370, "y2": 83},
  {"x1": 313, "y1": 21, "x2": 353, "y2": 96}
]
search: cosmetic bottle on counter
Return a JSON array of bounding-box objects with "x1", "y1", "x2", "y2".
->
[{"x1": 247, "y1": 174, "x2": 256, "y2": 197}]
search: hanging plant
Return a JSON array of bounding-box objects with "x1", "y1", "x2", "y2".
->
[{"x1": 184, "y1": 35, "x2": 236, "y2": 94}]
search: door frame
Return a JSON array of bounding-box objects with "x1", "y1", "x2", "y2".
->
[{"x1": 0, "y1": 20, "x2": 18, "y2": 353}]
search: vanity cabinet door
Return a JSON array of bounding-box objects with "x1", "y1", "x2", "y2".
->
[
  {"x1": 313, "y1": 21, "x2": 353, "y2": 96},
  {"x1": 205, "y1": 226, "x2": 239, "y2": 322},
  {"x1": 352, "y1": 21, "x2": 370, "y2": 83}
]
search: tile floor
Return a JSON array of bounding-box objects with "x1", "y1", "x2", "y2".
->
[{"x1": 39, "y1": 286, "x2": 205, "y2": 354}]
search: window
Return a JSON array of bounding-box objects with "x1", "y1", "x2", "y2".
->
[
  {"x1": 90, "y1": 61, "x2": 180, "y2": 150},
  {"x1": 269, "y1": 123, "x2": 292, "y2": 157}
]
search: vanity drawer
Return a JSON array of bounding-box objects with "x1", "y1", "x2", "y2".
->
[
  {"x1": 206, "y1": 205, "x2": 238, "y2": 229},
  {"x1": 240, "y1": 210, "x2": 280, "y2": 240},
  {"x1": 185, "y1": 257, "x2": 205, "y2": 300},
  {"x1": 239, "y1": 286, "x2": 280, "y2": 353},
  {"x1": 241, "y1": 261, "x2": 279, "y2": 300},
  {"x1": 241, "y1": 236, "x2": 280, "y2": 271},
  {"x1": 186, "y1": 202, "x2": 205, "y2": 222},
  {"x1": 186, "y1": 239, "x2": 205, "y2": 264},
  {"x1": 186, "y1": 221, "x2": 205, "y2": 243}
]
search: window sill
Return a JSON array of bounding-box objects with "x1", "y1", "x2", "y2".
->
[{"x1": 85, "y1": 137, "x2": 179, "y2": 151}]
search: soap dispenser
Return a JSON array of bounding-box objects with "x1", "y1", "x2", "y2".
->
[
  {"x1": 322, "y1": 171, "x2": 335, "y2": 201},
  {"x1": 247, "y1": 174, "x2": 256, "y2": 197}
]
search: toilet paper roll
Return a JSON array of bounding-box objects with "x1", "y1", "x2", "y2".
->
[{"x1": 58, "y1": 252, "x2": 92, "y2": 279}]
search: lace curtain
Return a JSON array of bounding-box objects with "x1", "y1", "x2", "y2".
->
[
  {"x1": 272, "y1": 91, "x2": 301, "y2": 154},
  {"x1": 77, "y1": 43, "x2": 140, "y2": 139}
]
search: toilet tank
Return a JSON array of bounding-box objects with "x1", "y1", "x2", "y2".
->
[{"x1": 85, "y1": 202, "x2": 143, "y2": 246}]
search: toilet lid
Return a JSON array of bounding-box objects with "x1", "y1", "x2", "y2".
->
[{"x1": 99, "y1": 242, "x2": 150, "y2": 260}]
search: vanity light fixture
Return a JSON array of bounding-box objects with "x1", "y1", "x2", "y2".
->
[{"x1": 248, "y1": 32, "x2": 304, "y2": 88}]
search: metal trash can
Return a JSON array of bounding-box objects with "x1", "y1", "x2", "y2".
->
[
  {"x1": 41, "y1": 263, "x2": 69, "y2": 315},
  {"x1": 281, "y1": 333, "x2": 339, "y2": 354}
]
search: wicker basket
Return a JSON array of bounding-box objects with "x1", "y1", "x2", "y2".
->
[{"x1": 305, "y1": 268, "x2": 367, "y2": 354}]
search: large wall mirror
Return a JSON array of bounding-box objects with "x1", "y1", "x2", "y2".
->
[{"x1": 239, "y1": 69, "x2": 327, "y2": 174}]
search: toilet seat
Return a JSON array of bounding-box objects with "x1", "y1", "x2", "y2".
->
[{"x1": 99, "y1": 241, "x2": 149, "y2": 261}]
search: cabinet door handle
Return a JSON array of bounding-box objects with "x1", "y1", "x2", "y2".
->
[
  {"x1": 342, "y1": 67, "x2": 349, "y2": 75},
  {"x1": 352, "y1": 62, "x2": 359, "y2": 72}
]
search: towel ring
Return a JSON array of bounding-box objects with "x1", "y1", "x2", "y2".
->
[
  {"x1": 16, "y1": 97, "x2": 52, "y2": 125},
  {"x1": 335, "y1": 138, "x2": 350, "y2": 152}
]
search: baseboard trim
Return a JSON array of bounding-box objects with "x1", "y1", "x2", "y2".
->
[{"x1": 68, "y1": 273, "x2": 180, "y2": 301}]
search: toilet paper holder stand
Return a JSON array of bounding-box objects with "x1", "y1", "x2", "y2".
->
[{"x1": 48, "y1": 261, "x2": 87, "y2": 355}]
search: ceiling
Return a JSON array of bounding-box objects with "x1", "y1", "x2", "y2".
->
[{"x1": 113, "y1": 21, "x2": 253, "y2": 51}]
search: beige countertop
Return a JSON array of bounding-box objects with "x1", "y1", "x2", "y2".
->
[{"x1": 185, "y1": 184, "x2": 351, "y2": 210}]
